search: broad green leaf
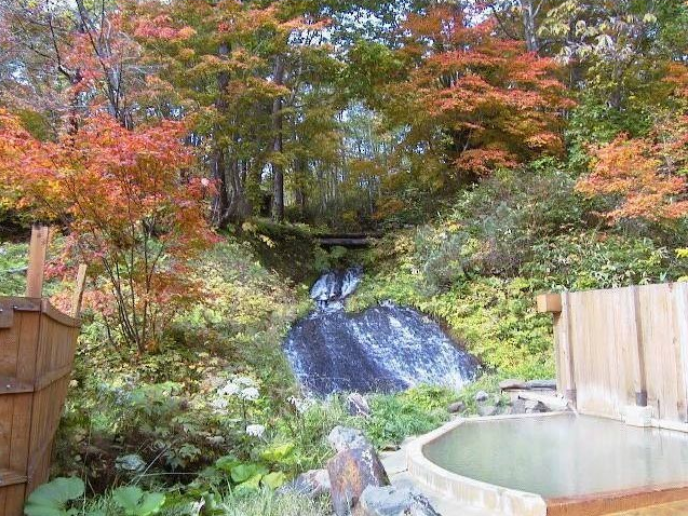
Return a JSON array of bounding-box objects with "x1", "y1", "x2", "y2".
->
[
  {"x1": 134, "y1": 493, "x2": 166, "y2": 516},
  {"x1": 25, "y1": 477, "x2": 85, "y2": 516},
  {"x1": 261, "y1": 472, "x2": 287, "y2": 490},
  {"x1": 230, "y1": 463, "x2": 268, "y2": 484},
  {"x1": 112, "y1": 487, "x2": 144, "y2": 513},
  {"x1": 236, "y1": 474, "x2": 263, "y2": 492},
  {"x1": 260, "y1": 443, "x2": 294, "y2": 463},
  {"x1": 112, "y1": 487, "x2": 165, "y2": 516},
  {"x1": 215, "y1": 455, "x2": 240, "y2": 473}
]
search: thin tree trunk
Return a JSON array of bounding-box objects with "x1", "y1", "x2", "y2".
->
[
  {"x1": 271, "y1": 55, "x2": 286, "y2": 222},
  {"x1": 521, "y1": 0, "x2": 540, "y2": 53}
]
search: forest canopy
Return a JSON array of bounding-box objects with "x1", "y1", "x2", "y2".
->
[{"x1": 2, "y1": 0, "x2": 686, "y2": 233}]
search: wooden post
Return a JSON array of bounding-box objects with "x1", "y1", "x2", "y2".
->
[
  {"x1": 536, "y1": 293, "x2": 562, "y2": 314},
  {"x1": 537, "y1": 292, "x2": 576, "y2": 405},
  {"x1": 71, "y1": 264, "x2": 88, "y2": 318},
  {"x1": 25, "y1": 225, "x2": 50, "y2": 299},
  {"x1": 630, "y1": 287, "x2": 648, "y2": 407}
]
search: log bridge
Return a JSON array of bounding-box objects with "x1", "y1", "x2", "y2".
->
[
  {"x1": 315, "y1": 232, "x2": 382, "y2": 248},
  {"x1": 0, "y1": 227, "x2": 86, "y2": 516}
]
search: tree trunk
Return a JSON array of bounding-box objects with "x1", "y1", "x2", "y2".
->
[
  {"x1": 271, "y1": 55, "x2": 286, "y2": 222},
  {"x1": 211, "y1": 41, "x2": 232, "y2": 228},
  {"x1": 521, "y1": 0, "x2": 540, "y2": 53}
]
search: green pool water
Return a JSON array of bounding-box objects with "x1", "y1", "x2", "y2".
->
[{"x1": 422, "y1": 415, "x2": 688, "y2": 499}]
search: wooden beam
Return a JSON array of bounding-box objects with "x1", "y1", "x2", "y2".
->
[
  {"x1": 71, "y1": 264, "x2": 87, "y2": 318},
  {"x1": 25, "y1": 225, "x2": 50, "y2": 298},
  {"x1": 536, "y1": 293, "x2": 562, "y2": 313},
  {"x1": 630, "y1": 286, "x2": 648, "y2": 407}
]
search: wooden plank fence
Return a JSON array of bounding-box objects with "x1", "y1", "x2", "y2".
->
[
  {"x1": 538, "y1": 282, "x2": 688, "y2": 424},
  {"x1": 0, "y1": 227, "x2": 84, "y2": 516}
]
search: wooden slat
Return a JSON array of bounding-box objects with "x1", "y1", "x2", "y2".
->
[
  {"x1": 0, "y1": 470, "x2": 28, "y2": 488},
  {"x1": 0, "y1": 378, "x2": 33, "y2": 395},
  {"x1": 41, "y1": 300, "x2": 80, "y2": 328},
  {"x1": 0, "y1": 308, "x2": 12, "y2": 330},
  {"x1": 553, "y1": 292, "x2": 576, "y2": 401},
  {"x1": 34, "y1": 364, "x2": 73, "y2": 392}
]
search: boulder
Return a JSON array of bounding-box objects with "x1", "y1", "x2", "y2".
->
[
  {"x1": 524, "y1": 399, "x2": 545, "y2": 413},
  {"x1": 328, "y1": 426, "x2": 370, "y2": 453},
  {"x1": 280, "y1": 469, "x2": 330, "y2": 499},
  {"x1": 525, "y1": 379, "x2": 557, "y2": 391},
  {"x1": 519, "y1": 392, "x2": 568, "y2": 412},
  {"x1": 474, "y1": 391, "x2": 489, "y2": 403},
  {"x1": 356, "y1": 485, "x2": 440, "y2": 516},
  {"x1": 478, "y1": 405, "x2": 498, "y2": 417},
  {"x1": 510, "y1": 398, "x2": 527, "y2": 415},
  {"x1": 327, "y1": 444, "x2": 390, "y2": 516},
  {"x1": 348, "y1": 393, "x2": 372, "y2": 418},
  {"x1": 447, "y1": 401, "x2": 465, "y2": 414},
  {"x1": 499, "y1": 379, "x2": 527, "y2": 391}
]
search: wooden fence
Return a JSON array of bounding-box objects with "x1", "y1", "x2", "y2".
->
[
  {"x1": 0, "y1": 227, "x2": 85, "y2": 516},
  {"x1": 537, "y1": 282, "x2": 688, "y2": 424}
]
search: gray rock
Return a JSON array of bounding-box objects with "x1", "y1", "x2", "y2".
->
[
  {"x1": 526, "y1": 379, "x2": 557, "y2": 391},
  {"x1": 357, "y1": 485, "x2": 440, "y2": 516},
  {"x1": 447, "y1": 401, "x2": 465, "y2": 414},
  {"x1": 328, "y1": 444, "x2": 390, "y2": 516},
  {"x1": 280, "y1": 469, "x2": 330, "y2": 498},
  {"x1": 115, "y1": 454, "x2": 146, "y2": 473},
  {"x1": 524, "y1": 399, "x2": 547, "y2": 413},
  {"x1": 474, "y1": 391, "x2": 489, "y2": 403},
  {"x1": 511, "y1": 398, "x2": 527, "y2": 414},
  {"x1": 328, "y1": 426, "x2": 370, "y2": 453},
  {"x1": 348, "y1": 393, "x2": 372, "y2": 417},
  {"x1": 499, "y1": 379, "x2": 527, "y2": 391},
  {"x1": 478, "y1": 405, "x2": 498, "y2": 417}
]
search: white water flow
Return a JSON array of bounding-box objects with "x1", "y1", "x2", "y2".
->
[{"x1": 284, "y1": 268, "x2": 477, "y2": 396}]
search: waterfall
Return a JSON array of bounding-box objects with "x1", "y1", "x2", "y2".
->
[{"x1": 284, "y1": 268, "x2": 477, "y2": 396}]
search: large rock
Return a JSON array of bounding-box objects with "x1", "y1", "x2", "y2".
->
[
  {"x1": 525, "y1": 379, "x2": 557, "y2": 391},
  {"x1": 280, "y1": 469, "x2": 330, "y2": 498},
  {"x1": 499, "y1": 379, "x2": 527, "y2": 391},
  {"x1": 356, "y1": 485, "x2": 440, "y2": 516},
  {"x1": 328, "y1": 426, "x2": 370, "y2": 453},
  {"x1": 348, "y1": 393, "x2": 372, "y2": 418},
  {"x1": 478, "y1": 405, "x2": 498, "y2": 417},
  {"x1": 474, "y1": 390, "x2": 489, "y2": 403},
  {"x1": 327, "y1": 444, "x2": 390, "y2": 516},
  {"x1": 447, "y1": 401, "x2": 465, "y2": 414}
]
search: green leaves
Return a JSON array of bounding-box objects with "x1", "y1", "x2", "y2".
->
[
  {"x1": 111, "y1": 487, "x2": 165, "y2": 516},
  {"x1": 230, "y1": 463, "x2": 269, "y2": 484},
  {"x1": 24, "y1": 478, "x2": 85, "y2": 516},
  {"x1": 23, "y1": 478, "x2": 166, "y2": 516},
  {"x1": 260, "y1": 442, "x2": 294, "y2": 463},
  {"x1": 213, "y1": 455, "x2": 287, "y2": 491}
]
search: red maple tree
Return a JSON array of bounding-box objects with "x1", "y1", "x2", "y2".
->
[{"x1": 0, "y1": 110, "x2": 216, "y2": 352}]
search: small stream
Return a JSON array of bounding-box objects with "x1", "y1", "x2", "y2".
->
[{"x1": 283, "y1": 268, "x2": 477, "y2": 396}]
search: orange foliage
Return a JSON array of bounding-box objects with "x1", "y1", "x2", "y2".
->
[
  {"x1": 577, "y1": 63, "x2": 688, "y2": 224},
  {"x1": 577, "y1": 134, "x2": 688, "y2": 223},
  {"x1": 0, "y1": 110, "x2": 216, "y2": 351},
  {"x1": 398, "y1": 5, "x2": 571, "y2": 178}
]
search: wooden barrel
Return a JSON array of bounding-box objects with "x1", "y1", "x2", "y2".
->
[{"x1": 0, "y1": 297, "x2": 80, "y2": 516}]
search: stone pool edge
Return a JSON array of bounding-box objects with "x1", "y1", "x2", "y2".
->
[{"x1": 406, "y1": 412, "x2": 568, "y2": 516}]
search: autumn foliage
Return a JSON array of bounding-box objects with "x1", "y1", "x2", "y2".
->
[
  {"x1": 0, "y1": 111, "x2": 215, "y2": 351},
  {"x1": 394, "y1": 5, "x2": 571, "y2": 179},
  {"x1": 577, "y1": 64, "x2": 688, "y2": 223}
]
